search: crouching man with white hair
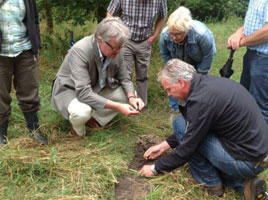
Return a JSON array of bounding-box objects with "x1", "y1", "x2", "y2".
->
[
  {"x1": 51, "y1": 17, "x2": 144, "y2": 136},
  {"x1": 140, "y1": 59, "x2": 268, "y2": 199}
]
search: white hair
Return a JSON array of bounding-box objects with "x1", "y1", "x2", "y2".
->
[
  {"x1": 94, "y1": 17, "x2": 130, "y2": 44},
  {"x1": 167, "y1": 6, "x2": 192, "y2": 33},
  {"x1": 158, "y1": 59, "x2": 196, "y2": 84}
]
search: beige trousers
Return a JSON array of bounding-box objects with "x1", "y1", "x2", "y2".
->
[{"x1": 67, "y1": 86, "x2": 128, "y2": 136}]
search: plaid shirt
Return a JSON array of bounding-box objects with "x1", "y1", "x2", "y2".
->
[
  {"x1": 107, "y1": 0, "x2": 167, "y2": 41},
  {"x1": 244, "y1": 0, "x2": 268, "y2": 54},
  {"x1": 0, "y1": 0, "x2": 32, "y2": 57}
]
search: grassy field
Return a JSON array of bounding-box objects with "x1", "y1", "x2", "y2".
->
[{"x1": 0, "y1": 17, "x2": 267, "y2": 200}]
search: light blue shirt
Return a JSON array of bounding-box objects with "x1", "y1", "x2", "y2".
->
[
  {"x1": 97, "y1": 43, "x2": 111, "y2": 89},
  {"x1": 244, "y1": 0, "x2": 268, "y2": 54},
  {"x1": 160, "y1": 20, "x2": 216, "y2": 74},
  {"x1": 0, "y1": 0, "x2": 32, "y2": 57}
]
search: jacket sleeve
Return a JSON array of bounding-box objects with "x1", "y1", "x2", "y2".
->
[
  {"x1": 33, "y1": 0, "x2": 41, "y2": 49},
  {"x1": 155, "y1": 100, "x2": 218, "y2": 173},
  {"x1": 68, "y1": 47, "x2": 108, "y2": 111},
  {"x1": 166, "y1": 134, "x2": 179, "y2": 148},
  {"x1": 195, "y1": 31, "x2": 216, "y2": 74},
  {"x1": 160, "y1": 30, "x2": 172, "y2": 63}
]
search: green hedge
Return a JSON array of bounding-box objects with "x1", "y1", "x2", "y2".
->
[{"x1": 167, "y1": 0, "x2": 248, "y2": 21}]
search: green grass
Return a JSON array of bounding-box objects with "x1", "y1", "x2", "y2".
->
[{"x1": 0, "y1": 16, "x2": 267, "y2": 200}]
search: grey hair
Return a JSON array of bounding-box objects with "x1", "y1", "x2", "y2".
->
[
  {"x1": 158, "y1": 59, "x2": 197, "y2": 84},
  {"x1": 94, "y1": 17, "x2": 130, "y2": 44},
  {"x1": 167, "y1": 6, "x2": 192, "y2": 33}
]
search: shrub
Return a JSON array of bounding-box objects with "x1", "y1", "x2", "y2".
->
[{"x1": 167, "y1": 0, "x2": 248, "y2": 21}]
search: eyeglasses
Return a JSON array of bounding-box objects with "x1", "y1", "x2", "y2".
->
[
  {"x1": 169, "y1": 31, "x2": 185, "y2": 37},
  {"x1": 105, "y1": 41, "x2": 124, "y2": 51}
]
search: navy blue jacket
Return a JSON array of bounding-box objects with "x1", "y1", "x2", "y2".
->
[{"x1": 156, "y1": 75, "x2": 268, "y2": 172}]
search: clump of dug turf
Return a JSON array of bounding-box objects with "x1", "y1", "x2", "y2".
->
[
  {"x1": 128, "y1": 134, "x2": 168, "y2": 170},
  {"x1": 115, "y1": 174, "x2": 150, "y2": 200},
  {"x1": 115, "y1": 134, "x2": 168, "y2": 200}
]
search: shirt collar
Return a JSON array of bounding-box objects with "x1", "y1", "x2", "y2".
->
[
  {"x1": 181, "y1": 74, "x2": 201, "y2": 106},
  {"x1": 97, "y1": 42, "x2": 104, "y2": 62},
  {"x1": 186, "y1": 28, "x2": 196, "y2": 44}
]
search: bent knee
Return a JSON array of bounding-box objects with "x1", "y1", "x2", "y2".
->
[{"x1": 68, "y1": 98, "x2": 92, "y2": 123}]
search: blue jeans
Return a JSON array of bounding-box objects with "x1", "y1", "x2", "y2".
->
[
  {"x1": 173, "y1": 115, "x2": 268, "y2": 194},
  {"x1": 241, "y1": 49, "x2": 268, "y2": 124},
  {"x1": 169, "y1": 96, "x2": 179, "y2": 112}
]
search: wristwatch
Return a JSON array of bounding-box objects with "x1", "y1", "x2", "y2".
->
[{"x1": 150, "y1": 164, "x2": 158, "y2": 175}]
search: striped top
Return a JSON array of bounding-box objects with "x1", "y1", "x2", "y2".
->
[{"x1": 244, "y1": 0, "x2": 268, "y2": 54}]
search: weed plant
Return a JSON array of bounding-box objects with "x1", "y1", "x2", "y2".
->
[{"x1": 0, "y1": 16, "x2": 267, "y2": 200}]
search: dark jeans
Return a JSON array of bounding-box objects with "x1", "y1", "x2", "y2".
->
[
  {"x1": 168, "y1": 96, "x2": 179, "y2": 112},
  {"x1": 0, "y1": 50, "x2": 40, "y2": 124},
  {"x1": 241, "y1": 49, "x2": 268, "y2": 124},
  {"x1": 173, "y1": 114, "x2": 268, "y2": 194}
]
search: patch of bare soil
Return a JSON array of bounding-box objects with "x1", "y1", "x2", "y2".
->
[
  {"x1": 115, "y1": 174, "x2": 150, "y2": 200},
  {"x1": 115, "y1": 134, "x2": 169, "y2": 200},
  {"x1": 128, "y1": 134, "x2": 168, "y2": 170}
]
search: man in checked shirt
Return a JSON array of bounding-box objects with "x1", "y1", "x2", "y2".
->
[
  {"x1": 107, "y1": 0, "x2": 167, "y2": 108},
  {"x1": 228, "y1": 0, "x2": 268, "y2": 125}
]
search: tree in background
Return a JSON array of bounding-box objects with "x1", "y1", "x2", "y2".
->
[
  {"x1": 168, "y1": 0, "x2": 248, "y2": 21},
  {"x1": 37, "y1": 0, "x2": 248, "y2": 33},
  {"x1": 37, "y1": 0, "x2": 110, "y2": 32}
]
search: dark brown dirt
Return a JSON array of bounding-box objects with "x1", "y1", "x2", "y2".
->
[
  {"x1": 115, "y1": 174, "x2": 150, "y2": 200},
  {"x1": 115, "y1": 135, "x2": 168, "y2": 200},
  {"x1": 128, "y1": 134, "x2": 168, "y2": 170}
]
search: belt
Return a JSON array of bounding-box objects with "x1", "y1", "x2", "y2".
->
[{"x1": 255, "y1": 154, "x2": 268, "y2": 167}]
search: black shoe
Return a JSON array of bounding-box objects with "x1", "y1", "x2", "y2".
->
[
  {"x1": 0, "y1": 120, "x2": 8, "y2": 147},
  {"x1": 30, "y1": 130, "x2": 48, "y2": 145},
  {"x1": 244, "y1": 177, "x2": 267, "y2": 200},
  {"x1": 23, "y1": 111, "x2": 48, "y2": 145},
  {"x1": 0, "y1": 134, "x2": 6, "y2": 147}
]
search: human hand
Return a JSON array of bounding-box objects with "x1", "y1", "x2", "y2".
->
[
  {"x1": 147, "y1": 36, "x2": 156, "y2": 45},
  {"x1": 139, "y1": 165, "x2": 155, "y2": 177},
  {"x1": 118, "y1": 103, "x2": 140, "y2": 116},
  {"x1": 227, "y1": 30, "x2": 245, "y2": 50},
  {"x1": 143, "y1": 144, "x2": 163, "y2": 160},
  {"x1": 129, "y1": 97, "x2": 144, "y2": 111},
  {"x1": 143, "y1": 141, "x2": 171, "y2": 160}
]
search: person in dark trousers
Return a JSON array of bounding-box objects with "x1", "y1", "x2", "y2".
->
[
  {"x1": 0, "y1": 0, "x2": 47, "y2": 146},
  {"x1": 227, "y1": 0, "x2": 268, "y2": 125},
  {"x1": 139, "y1": 59, "x2": 268, "y2": 200}
]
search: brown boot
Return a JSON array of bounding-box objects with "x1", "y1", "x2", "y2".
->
[
  {"x1": 85, "y1": 117, "x2": 101, "y2": 128},
  {"x1": 244, "y1": 177, "x2": 267, "y2": 200},
  {"x1": 190, "y1": 176, "x2": 224, "y2": 197},
  {"x1": 70, "y1": 125, "x2": 79, "y2": 137},
  {"x1": 204, "y1": 184, "x2": 224, "y2": 197}
]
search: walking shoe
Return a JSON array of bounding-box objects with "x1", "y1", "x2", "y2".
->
[
  {"x1": 0, "y1": 134, "x2": 6, "y2": 147},
  {"x1": 23, "y1": 111, "x2": 48, "y2": 145},
  {"x1": 190, "y1": 176, "x2": 224, "y2": 197},
  {"x1": 0, "y1": 120, "x2": 8, "y2": 147},
  {"x1": 70, "y1": 125, "x2": 79, "y2": 137},
  {"x1": 30, "y1": 130, "x2": 48, "y2": 145},
  {"x1": 85, "y1": 117, "x2": 100, "y2": 128},
  {"x1": 204, "y1": 184, "x2": 224, "y2": 197},
  {"x1": 244, "y1": 177, "x2": 267, "y2": 200}
]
